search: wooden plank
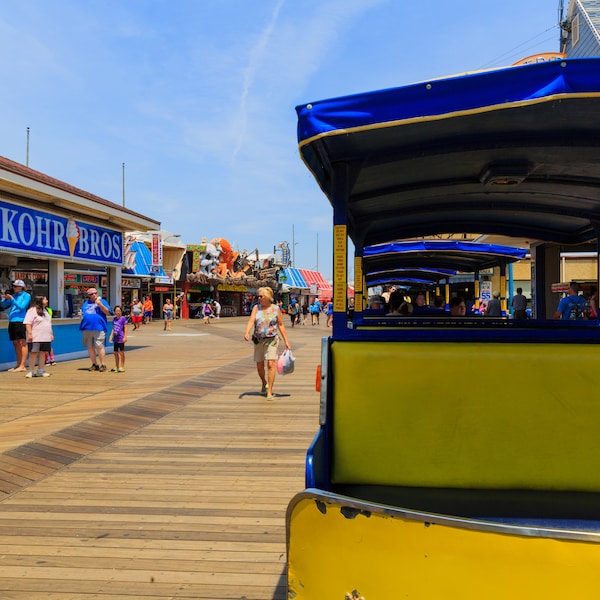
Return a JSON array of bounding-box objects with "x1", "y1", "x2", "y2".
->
[{"x1": 0, "y1": 318, "x2": 320, "y2": 599}]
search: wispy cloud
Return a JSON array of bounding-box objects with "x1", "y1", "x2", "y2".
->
[
  {"x1": 0, "y1": 0, "x2": 558, "y2": 279},
  {"x1": 233, "y1": 0, "x2": 285, "y2": 163}
]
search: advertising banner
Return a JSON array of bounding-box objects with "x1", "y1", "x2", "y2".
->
[
  {"x1": 0, "y1": 199, "x2": 123, "y2": 265},
  {"x1": 151, "y1": 232, "x2": 163, "y2": 266}
]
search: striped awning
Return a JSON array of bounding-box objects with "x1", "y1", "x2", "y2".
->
[
  {"x1": 299, "y1": 269, "x2": 332, "y2": 297},
  {"x1": 122, "y1": 241, "x2": 167, "y2": 278},
  {"x1": 279, "y1": 268, "x2": 306, "y2": 288},
  {"x1": 279, "y1": 268, "x2": 332, "y2": 296}
]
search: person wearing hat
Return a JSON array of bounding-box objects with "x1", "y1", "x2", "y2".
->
[
  {"x1": 79, "y1": 288, "x2": 112, "y2": 372},
  {"x1": 1, "y1": 280, "x2": 32, "y2": 372},
  {"x1": 367, "y1": 294, "x2": 386, "y2": 313}
]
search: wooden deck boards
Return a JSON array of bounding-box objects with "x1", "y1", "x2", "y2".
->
[{"x1": 0, "y1": 318, "x2": 321, "y2": 599}]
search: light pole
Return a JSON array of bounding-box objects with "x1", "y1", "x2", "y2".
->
[{"x1": 292, "y1": 224, "x2": 299, "y2": 267}]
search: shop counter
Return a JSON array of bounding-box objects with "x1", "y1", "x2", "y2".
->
[{"x1": 0, "y1": 318, "x2": 113, "y2": 371}]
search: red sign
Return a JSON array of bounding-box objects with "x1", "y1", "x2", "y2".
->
[{"x1": 151, "y1": 233, "x2": 162, "y2": 267}]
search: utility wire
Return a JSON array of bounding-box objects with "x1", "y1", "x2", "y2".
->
[{"x1": 478, "y1": 24, "x2": 560, "y2": 70}]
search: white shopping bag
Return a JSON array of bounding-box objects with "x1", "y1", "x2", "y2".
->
[{"x1": 277, "y1": 349, "x2": 295, "y2": 375}]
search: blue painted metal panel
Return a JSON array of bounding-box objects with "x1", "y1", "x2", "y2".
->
[
  {"x1": 279, "y1": 268, "x2": 308, "y2": 289},
  {"x1": 122, "y1": 241, "x2": 166, "y2": 277}
]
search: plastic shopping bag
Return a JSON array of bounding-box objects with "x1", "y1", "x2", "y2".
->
[{"x1": 277, "y1": 349, "x2": 295, "y2": 375}]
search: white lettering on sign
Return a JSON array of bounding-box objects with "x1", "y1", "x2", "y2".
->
[{"x1": 0, "y1": 200, "x2": 122, "y2": 264}]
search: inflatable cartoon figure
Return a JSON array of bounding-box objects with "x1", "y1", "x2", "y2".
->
[
  {"x1": 211, "y1": 238, "x2": 241, "y2": 277},
  {"x1": 199, "y1": 238, "x2": 221, "y2": 275}
]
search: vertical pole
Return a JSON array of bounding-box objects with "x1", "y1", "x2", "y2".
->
[
  {"x1": 331, "y1": 163, "x2": 351, "y2": 334},
  {"x1": 292, "y1": 224, "x2": 295, "y2": 267},
  {"x1": 26, "y1": 127, "x2": 30, "y2": 167},
  {"x1": 122, "y1": 162, "x2": 126, "y2": 207},
  {"x1": 507, "y1": 263, "x2": 514, "y2": 317}
]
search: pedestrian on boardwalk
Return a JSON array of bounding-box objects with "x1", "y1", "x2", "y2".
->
[
  {"x1": 326, "y1": 300, "x2": 333, "y2": 327},
  {"x1": 1, "y1": 279, "x2": 31, "y2": 372},
  {"x1": 554, "y1": 282, "x2": 587, "y2": 320},
  {"x1": 130, "y1": 298, "x2": 143, "y2": 331},
  {"x1": 44, "y1": 305, "x2": 57, "y2": 366},
  {"x1": 589, "y1": 286, "x2": 598, "y2": 320},
  {"x1": 288, "y1": 298, "x2": 299, "y2": 327},
  {"x1": 202, "y1": 301, "x2": 213, "y2": 323},
  {"x1": 163, "y1": 298, "x2": 174, "y2": 331},
  {"x1": 511, "y1": 287, "x2": 528, "y2": 320},
  {"x1": 143, "y1": 295, "x2": 153, "y2": 324},
  {"x1": 23, "y1": 295, "x2": 53, "y2": 378},
  {"x1": 484, "y1": 291, "x2": 502, "y2": 317},
  {"x1": 244, "y1": 287, "x2": 291, "y2": 400},
  {"x1": 109, "y1": 305, "x2": 128, "y2": 372},
  {"x1": 310, "y1": 299, "x2": 319, "y2": 325},
  {"x1": 301, "y1": 301, "x2": 309, "y2": 325},
  {"x1": 79, "y1": 288, "x2": 112, "y2": 372}
]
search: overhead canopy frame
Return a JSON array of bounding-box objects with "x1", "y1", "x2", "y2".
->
[{"x1": 363, "y1": 241, "x2": 527, "y2": 277}]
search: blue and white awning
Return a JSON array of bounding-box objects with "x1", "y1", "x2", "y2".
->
[{"x1": 123, "y1": 241, "x2": 166, "y2": 278}]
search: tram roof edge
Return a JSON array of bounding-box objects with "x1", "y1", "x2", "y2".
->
[{"x1": 296, "y1": 58, "x2": 600, "y2": 247}]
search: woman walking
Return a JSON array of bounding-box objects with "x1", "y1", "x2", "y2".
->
[
  {"x1": 163, "y1": 298, "x2": 174, "y2": 331},
  {"x1": 244, "y1": 287, "x2": 291, "y2": 400}
]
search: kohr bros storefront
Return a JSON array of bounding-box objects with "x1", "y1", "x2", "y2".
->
[{"x1": 0, "y1": 156, "x2": 160, "y2": 369}]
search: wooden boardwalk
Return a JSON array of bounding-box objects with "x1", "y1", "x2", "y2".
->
[{"x1": 0, "y1": 317, "x2": 323, "y2": 599}]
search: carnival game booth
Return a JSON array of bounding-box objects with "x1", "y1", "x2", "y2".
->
[
  {"x1": 0, "y1": 156, "x2": 160, "y2": 369},
  {"x1": 287, "y1": 57, "x2": 600, "y2": 598}
]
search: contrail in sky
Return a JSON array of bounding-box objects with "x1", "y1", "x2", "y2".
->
[{"x1": 232, "y1": 0, "x2": 284, "y2": 163}]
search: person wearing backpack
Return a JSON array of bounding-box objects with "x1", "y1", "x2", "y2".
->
[
  {"x1": 553, "y1": 282, "x2": 588, "y2": 320},
  {"x1": 288, "y1": 299, "x2": 298, "y2": 327}
]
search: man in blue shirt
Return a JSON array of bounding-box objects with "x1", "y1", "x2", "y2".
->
[
  {"x1": 79, "y1": 288, "x2": 112, "y2": 371},
  {"x1": 1, "y1": 279, "x2": 31, "y2": 372},
  {"x1": 553, "y1": 282, "x2": 587, "y2": 320}
]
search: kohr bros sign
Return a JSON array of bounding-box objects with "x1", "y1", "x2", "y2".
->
[{"x1": 0, "y1": 199, "x2": 123, "y2": 265}]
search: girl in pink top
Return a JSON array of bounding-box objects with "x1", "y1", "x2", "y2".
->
[{"x1": 23, "y1": 296, "x2": 54, "y2": 378}]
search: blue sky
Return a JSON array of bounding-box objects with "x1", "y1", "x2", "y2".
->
[{"x1": 0, "y1": 1, "x2": 560, "y2": 280}]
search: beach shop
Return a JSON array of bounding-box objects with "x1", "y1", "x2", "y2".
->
[{"x1": 0, "y1": 156, "x2": 160, "y2": 369}]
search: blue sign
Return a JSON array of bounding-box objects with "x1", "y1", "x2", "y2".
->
[{"x1": 0, "y1": 199, "x2": 123, "y2": 265}]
